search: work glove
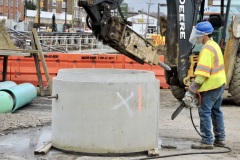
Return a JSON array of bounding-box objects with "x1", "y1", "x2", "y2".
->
[
  {"x1": 183, "y1": 91, "x2": 199, "y2": 108},
  {"x1": 183, "y1": 81, "x2": 200, "y2": 108},
  {"x1": 188, "y1": 81, "x2": 200, "y2": 94}
]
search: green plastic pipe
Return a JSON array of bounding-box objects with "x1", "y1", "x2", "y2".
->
[
  {"x1": 0, "y1": 83, "x2": 37, "y2": 113},
  {"x1": 0, "y1": 81, "x2": 17, "y2": 89},
  {"x1": 0, "y1": 91, "x2": 14, "y2": 113}
]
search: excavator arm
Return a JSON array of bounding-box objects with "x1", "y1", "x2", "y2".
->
[{"x1": 78, "y1": 0, "x2": 170, "y2": 70}]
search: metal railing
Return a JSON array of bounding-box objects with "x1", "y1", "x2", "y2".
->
[
  {"x1": 7, "y1": 29, "x2": 117, "y2": 53},
  {"x1": 38, "y1": 34, "x2": 116, "y2": 53}
]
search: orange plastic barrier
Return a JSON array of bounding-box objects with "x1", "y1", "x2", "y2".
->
[
  {"x1": 3, "y1": 53, "x2": 169, "y2": 89},
  {"x1": 124, "y1": 55, "x2": 169, "y2": 89}
]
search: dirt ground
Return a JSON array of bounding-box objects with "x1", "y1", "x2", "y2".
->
[{"x1": 0, "y1": 89, "x2": 239, "y2": 160}]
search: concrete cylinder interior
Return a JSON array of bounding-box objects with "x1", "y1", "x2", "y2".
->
[{"x1": 52, "y1": 68, "x2": 160, "y2": 154}]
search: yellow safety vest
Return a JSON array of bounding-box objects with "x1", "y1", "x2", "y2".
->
[{"x1": 194, "y1": 40, "x2": 226, "y2": 92}]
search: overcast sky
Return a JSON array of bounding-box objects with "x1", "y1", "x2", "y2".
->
[{"x1": 123, "y1": 0, "x2": 167, "y2": 13}]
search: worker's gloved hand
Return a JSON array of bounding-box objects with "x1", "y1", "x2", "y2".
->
[
  {"x1": 183, "y1": 91, "x2": 199, "y2": 108},
  {"x1": 188, "y1": 81, "x2": 200, "y2": 94}
]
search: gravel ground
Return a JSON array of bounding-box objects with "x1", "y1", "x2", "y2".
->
[
  {"x1": 0, "y1": 89, "x2": 239, "y2": 160},
  {"x1": 0, "y1": 97, "x2": 52, "y2": 136}
]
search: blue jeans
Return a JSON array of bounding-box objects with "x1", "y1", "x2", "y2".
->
[{"x1": 199, "y1": 85, "x2": 225, "y2": 144}]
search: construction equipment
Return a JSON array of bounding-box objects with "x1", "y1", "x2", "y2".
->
[
  {"x1": 78, "y1": 0, "x2": 240, "y2": 105},
  {"x1": 78, "y1": 0, "x2": 170, "y2": 71},
  {"x1": 163, "y1": 0, "x2": 240, "y2": 105},
  {"x1": 172, "y1": 91, "x2": 201, "y2": 120}
]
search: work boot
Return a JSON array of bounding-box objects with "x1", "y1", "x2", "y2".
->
[
  {"x1": 214, "y1": 140, "x2": 226, "y2": 146},
  {"x1": 191, "y1": 143, "x2": 214, "y2": 149}
]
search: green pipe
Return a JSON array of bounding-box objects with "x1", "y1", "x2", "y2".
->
[
  {"x1": 0, "y1": 81, "x2": 17, "y2": 89},
  {"x1": 0, "y1": 91, "x2": 14, "y2": 113},
  {"x1": 0, "y1": 83, "x2": 37, "y2": 113}
]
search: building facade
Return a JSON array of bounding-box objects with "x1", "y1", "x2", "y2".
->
[
  {"x1": 42, "y1": 0, "x2": 73, "y2": 14},
  {"x1": 0, "y1": 0, "x2": 25, "y2": 21},
  {"x1": 40, "y1": 0, "x2": 86, "y2": 27}
]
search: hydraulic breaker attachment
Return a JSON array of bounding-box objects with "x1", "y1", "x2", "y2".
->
[{"x1": 78, "y1": 0, "x2": 170, "y2": 70}]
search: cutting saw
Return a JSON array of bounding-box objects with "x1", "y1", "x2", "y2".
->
[{"x1": 171, "y1": 91, "x2": 201, "y2": 120}]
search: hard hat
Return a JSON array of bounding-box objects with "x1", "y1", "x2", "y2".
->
[
  {"x1": 196, "y1": 21, "x2": 214, "y2": 35},
  {"x1": 189, "y1": 21, "x2": 214, "y2": 45}
]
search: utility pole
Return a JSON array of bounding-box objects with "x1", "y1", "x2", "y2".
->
[
  {"x1": 78, "y1": 7, "x2": 80, "y2": 27},
  {"x1": 16, "y1": 0, "x2": 18, "y2": 30},
  {"x1": 38, "y1": 0, "x2": 41, "y2": 30},
  {"x1": 131, "y1": 7, "x2": 134, "y2": 29},
  {"x1": 157, "y1": 3, "x2": 159, "y2": 35},
  {"x1": 7, "y1": 0, "x2": 10, "y2": 19},
  {"x1": 145, "y1": 0, "x2": 154, "y2": 37},
  {"x1": 141, "y1": 12, "x2": 143, "y2": 36},
  {"x1": 71, "y1": 0, "x2": 74, "y2": 29},
  {"x1": 64, "y1": 0, "x2": 67, "y2": 31}
]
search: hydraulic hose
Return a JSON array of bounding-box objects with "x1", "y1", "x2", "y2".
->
[
  {"x1": 190, "y1": 107, "x2": 201, "y2": 137},
  {"x1": 138, "y1": 146, "x2": 232, "y2": 159},
  {"x1": 136, "y1": 108, "x2": 232, "y2": 160},
  {"x1": 189, "y1": 107, "x2": 232, "y2": 153}
]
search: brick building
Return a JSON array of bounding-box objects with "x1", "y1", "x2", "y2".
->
[
  {"x1": 42, "y1": 0, "x2": 73, "y2": 14},
  {"x1": 40, "y1": 0, "x2": 86, "y2": 26},
  {"x1": 0, "y1": 0, "x2": 25, "y2": 21}
]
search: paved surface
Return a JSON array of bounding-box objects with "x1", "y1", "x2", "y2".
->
[{"x1": 0, "y1": 89, "x2": 239, "y2": 160}]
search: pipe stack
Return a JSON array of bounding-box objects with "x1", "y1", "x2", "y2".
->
[{"x1": 0, "y1": 81, "x2": 37, "y2": 113}]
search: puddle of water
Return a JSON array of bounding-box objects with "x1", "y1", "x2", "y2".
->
[{"x1": 0, "y1": 126, "x2": 52, "y2": 159}]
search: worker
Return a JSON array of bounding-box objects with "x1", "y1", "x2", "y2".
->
[
  {"x1": 184, "y1": 21, "x2": 226, "y2": 149},
  {"x1": 65, "y1": 26, "x2": 69, "y2": 33}
]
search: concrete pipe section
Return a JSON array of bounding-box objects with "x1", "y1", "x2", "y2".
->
[{"x1": 52, "y1": 68, "x2": 160, "y2": 154}]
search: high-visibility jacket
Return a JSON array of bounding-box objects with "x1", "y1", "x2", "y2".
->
[{"x1": 194, "y1": 39, "x2": 226, "y2": 92}]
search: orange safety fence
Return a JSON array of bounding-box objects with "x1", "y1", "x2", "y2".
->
[{"x1": 0, "y1": 53, "x2": 169, "y2": 89}]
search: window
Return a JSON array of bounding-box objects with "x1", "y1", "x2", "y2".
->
[
  {"x1": 6, "y1": 0, "x2": 8, "y2": 6},
  {"x1": 10, "y1": 13, "x2": 13, "y2": 19},
  {"x1": 52, "y1": 0, "x2": 56, "y2": 6},
  {"x1": 16, "y1": 0, "x2": 18, "y2": 7},
  {"x1": 11, "y1": 0, "x2": 13, "y2": 6},
  {"x1": 62, "y1": 1, "x2": 66, "y2": 8},
  {"x1": 52, "y1": 9, "x2": 56, "y2": 13},
  {"x1": 0, "y1": 13, "x2": 2, "y2": 16},
  {"x1": 5, "y1": 13, "x2": 8, "y2": 17},
  {"x1": 0, "y1": 0, "x2": 3, "y2": 5}
]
